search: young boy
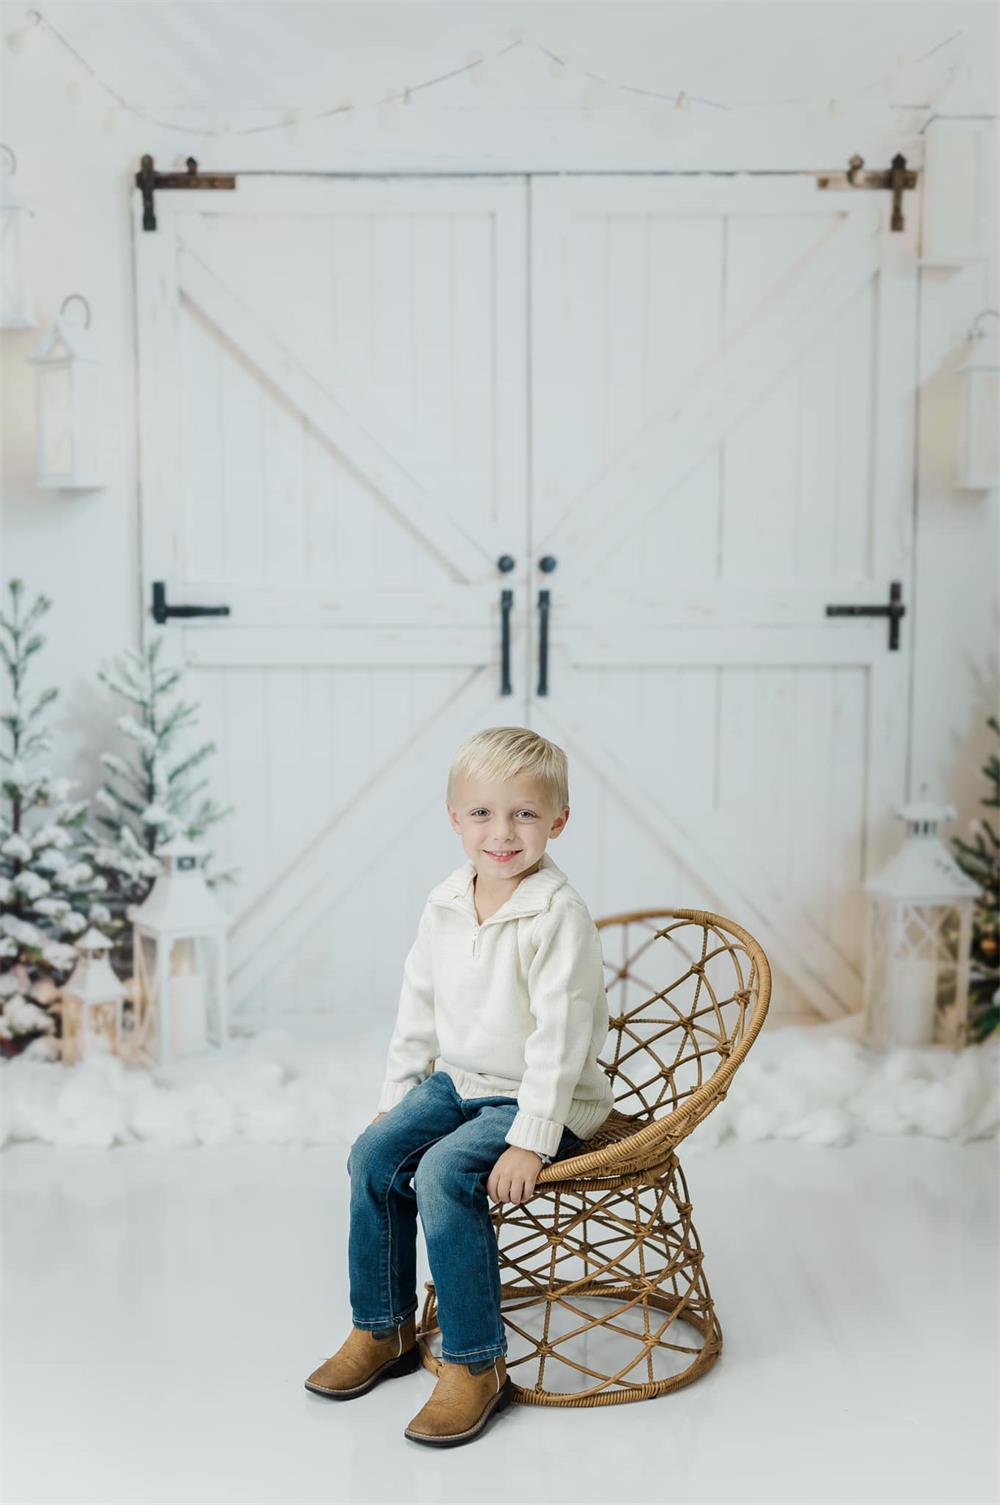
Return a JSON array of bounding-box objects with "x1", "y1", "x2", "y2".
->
[{"x1": 304, "y1": 726, "x2": 614, "y2": 1446}]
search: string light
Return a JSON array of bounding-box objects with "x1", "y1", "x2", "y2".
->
[
  {"x1": 3, "y1": 8, "x2": 40, "y2": 53},
  {"x1": 3, "y1": 6, "x2": 966, "y2": 142}
]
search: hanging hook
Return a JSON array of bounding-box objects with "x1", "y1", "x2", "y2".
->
[
  {"x1": 0, "y1": 144, "x2": 16, "y2": 176},
  {"x1": 59, "y1": 294, "x2": 92, "y2": 329},
  {"x1": 968, "y1": 308, "x2": 1000, "y2": 341}
]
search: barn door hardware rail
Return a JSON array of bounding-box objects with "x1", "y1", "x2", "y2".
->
[
  {"x1": 135, "y1": 155, "x2": 236, "y2": 232},
  {"x1": 825, "y1": 581, "x2": 906, "y2": 650},
  {"x1": 151, "y1": 581, "x2": 231, "y2": 625},
  {"x1": 816, "y1": 153, "x2": 918, "y2": 231}
]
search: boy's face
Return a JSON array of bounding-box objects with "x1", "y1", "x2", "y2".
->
[{"x1": 446, "y1": 773, "x2": 569, "y2": 884}]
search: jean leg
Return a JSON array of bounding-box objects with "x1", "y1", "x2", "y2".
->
[
  {"x1": 346, "y1": 1072, "x2": 462, "y2": 1331},
  {"x1": 412, "y1": 1103, "x2": 522, "y2": 1364}
]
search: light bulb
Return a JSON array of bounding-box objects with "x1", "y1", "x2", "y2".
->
[
  {"x1": 377, "y1": 93, "x2": 402, "y2": 132},
  {"x1": 4, "y1": 15, "x2": 39, "y2": 54},
  {"x1": 581, "y1": 76, "x2": 605, "y2": 111}
]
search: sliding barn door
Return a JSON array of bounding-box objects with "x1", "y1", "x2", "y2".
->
[
  {"x1": 528, "y1": 175, "x2": 920, "y2": 1020},
  {"x1": 133, "y1": 178, "x2": 529, "y2": 1029},
  {"x1": 134, "y1": 170, "x2": 920, "y2": 1030}
]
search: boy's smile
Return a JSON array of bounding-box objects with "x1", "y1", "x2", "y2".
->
[{"x1": 446, "y1": 772, "x2": 570, "y2": 903}]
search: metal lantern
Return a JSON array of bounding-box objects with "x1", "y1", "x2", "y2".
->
[
  {"x1": 862, "y1": 800, "x2": 979, "y2": 1050},
  {"x1": 129, "y1": 836, "x2": 230, "y2": 1067},
  {"x1": 60, "y1": 926, "x2": 126, "y2": 1065},
  {"x1": 0, "y1": 144, "x2": 36, "y2": 329},
  {"x1": 956, "y1": 310, "x2": 999, "y2": 491},
  {"x1": 25, "y1": 294, "x2": 104, "y2": 491}
]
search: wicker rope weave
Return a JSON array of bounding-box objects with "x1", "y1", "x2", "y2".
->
[{"x1": 417, "y1": 908, "x2": 772, "y2": 1406}]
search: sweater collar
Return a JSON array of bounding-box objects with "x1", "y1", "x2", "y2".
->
[{"x1": 428, "y1": 849, "x2": 568, "y2": 922}]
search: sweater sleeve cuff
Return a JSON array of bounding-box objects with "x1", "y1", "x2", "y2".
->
[
  {"x1": 504, "y1": 1110, "x2": 564, "y2": 1159},
  {"x1": 377, "y1": 1078, "x2": 420, "y2": 1111}
]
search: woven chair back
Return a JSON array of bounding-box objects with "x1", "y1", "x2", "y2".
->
[{"x1": 590, "y1": 909, "x2": 770, "y2": 1158}]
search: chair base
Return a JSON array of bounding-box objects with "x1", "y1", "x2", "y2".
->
[{"x1": 417, "y1": 1152, "x2": 724, "y2": 1407}]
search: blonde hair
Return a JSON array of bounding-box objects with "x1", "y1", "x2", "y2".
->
[{"x1": 447, "y1": 727, "x2": 569, "y2": 813}]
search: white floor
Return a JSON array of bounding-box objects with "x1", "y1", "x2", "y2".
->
[{"x1": 1, "y1": 1134, "x2": 996, "y2": 1505}]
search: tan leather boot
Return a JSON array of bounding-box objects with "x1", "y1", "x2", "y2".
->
[
  {"x1": 304, "y1": 1314, "x2": 420, "y2": 1399},
  {"x1": 403, "y1": 1355, "x2": 512, "y2": 1446}
]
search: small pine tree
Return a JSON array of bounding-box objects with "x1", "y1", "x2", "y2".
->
[
  {"x1": 82, "y1": 632, "x2": 238, "y2": 975},
  {"x1": 0, "y1": 579, "x2": 111, "y2": 1050},
  {"x1": 952, "y1": 713, "x2": 1000, "y2": 1042}
]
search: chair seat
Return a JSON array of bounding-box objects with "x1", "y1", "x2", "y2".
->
[{"x1": 572, "y1": 1107, "x2": 648, "y2": 1153}]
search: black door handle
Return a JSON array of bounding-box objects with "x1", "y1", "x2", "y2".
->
[
  {"x1": 497, "y1": 556, "x2": 516, "y2": 696},
  {"x1": 537, "y1": 589, "x2": 550, "y2": 696},
  {"x1": 152, "y1": 581, "x2": 231, "y2": 625},
  {"x1": 500, "y1": 588, "x2": 513, "y2": 695},
  {"x1": 825, "y1": 580, "x2": 905, "y2": 650}
]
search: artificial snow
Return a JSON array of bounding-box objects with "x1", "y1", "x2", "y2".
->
[{"x1": 0, "y1": 1015, "x2": 996, "y2": 1153}]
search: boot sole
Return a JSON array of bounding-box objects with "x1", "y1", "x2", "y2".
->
[
  {"x1": 403, "y1": 1376, "x2": 513, "y2": 1447},
  {"x1": 304, "y1": 1341, "x2": 422, "y2": 1400}
]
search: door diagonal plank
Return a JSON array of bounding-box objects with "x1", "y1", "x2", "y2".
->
[
  {"x1": 539, "y1": 207, "x2": 882, "y2": 581},
  {"x1": 532, "y1": 688, "x2": 849, "y2": 1018},
  {"x1": 178, "y1": 244, "x2": 496, "y2": 583},
  {"x1": 229, "y1": 668, "x2": 501, "y2": 1010}
]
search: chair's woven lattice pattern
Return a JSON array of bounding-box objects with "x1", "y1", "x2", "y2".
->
[{"x1": 417, "y1": 909, "x2": 771, "y2": 1405}]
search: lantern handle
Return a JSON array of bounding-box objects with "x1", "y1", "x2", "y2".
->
[
  {"x1": 968, "y1": 308, "x2": 999, "y2": 341},
  {"x1": 59, "y1": 293, "x2": 92, "y2": 329},
  {"x1": 0, "y1": 144, "x2": 16, "y2": 177}
]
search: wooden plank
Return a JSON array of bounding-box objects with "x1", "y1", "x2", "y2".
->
[
  {"x1": 229, "y1": 669, "x2": 501, "y2": 1008},
  {"x1": 178, "y1": 245, "x2": 498, "y2": 583},
  {"x1": 180, "y1": 622, "x2": 499, "y2": 670},
  {"x1": 537, "y1": 203, "x2": 882, "y2": 583},
  {"x1": 133, "y1": 201, "x2": 184, "y2": 622},
  {"x1": 561, "y1": 626, "x2": 880, "y2": 667},
  {"x1": 532, "y1": 693, "x2": 852, "y2": 1018}
]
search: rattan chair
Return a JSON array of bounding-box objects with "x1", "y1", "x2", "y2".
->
[{"x1": 416, "y1": 908, "x2": 771, "y2": 1406}]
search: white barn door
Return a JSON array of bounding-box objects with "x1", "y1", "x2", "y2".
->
[
  {"x1": 527, "y1": 175, "x2": 920, "y2": 1020},
  {"x1": 134, "y1": 170, "x2": 920, "y2": 1030},
  {"x1": 133, "y1": 178, "x2": 530, "y2": 1028}
]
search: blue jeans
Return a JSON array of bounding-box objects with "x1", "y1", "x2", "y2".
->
[{"x1": 346, "y1": 1069, "x2": 584, "y2": 1364}]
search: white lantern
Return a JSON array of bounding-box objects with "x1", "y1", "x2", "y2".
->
[
  {"x1": 25, "y1": 293, "x2": 104, "y2": 491},
  {"x1": 129, "y1": 836, "x2": 230, "y2": 1067},
  {"x1": 956, "y1": 310, "x2": 999, "y2": 492},
  {"x1": 862, "y1": 800, "x2": 979, "y2": 1050},
  {"x1": 0, "y1": 144, "x2": 36, "y2": 329},
  {"x1": 59, "y1": 926, "x2": 126, "y2": 1064}
]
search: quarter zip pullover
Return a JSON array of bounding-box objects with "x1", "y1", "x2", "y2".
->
[{"x1": 377, "y1": 851, "x2": 615, "y2": 1158}]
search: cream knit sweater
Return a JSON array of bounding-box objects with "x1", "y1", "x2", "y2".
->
[{"x1": 377, "y1": 850, "x2": 615, "y2": 1158}]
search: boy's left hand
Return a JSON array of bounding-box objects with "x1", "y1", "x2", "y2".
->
[{"x1": 487, "y1": 1145, "x2": 545, "y2": 1206}]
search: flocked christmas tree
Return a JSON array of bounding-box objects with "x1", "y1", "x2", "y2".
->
[
  {"x1": 82, "y1": 631, "x2": 238, "y2": 976},
  {"x1": 951, "y1": 713, "x2": 1000, "y2": 1042},
  {"x1": 0, "y1": 579, "x2": 112, "y2": 1051}
]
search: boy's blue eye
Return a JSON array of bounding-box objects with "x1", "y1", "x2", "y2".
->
[{"x1": 470, "y1": 809, "x2": 537, "y2": 818}]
